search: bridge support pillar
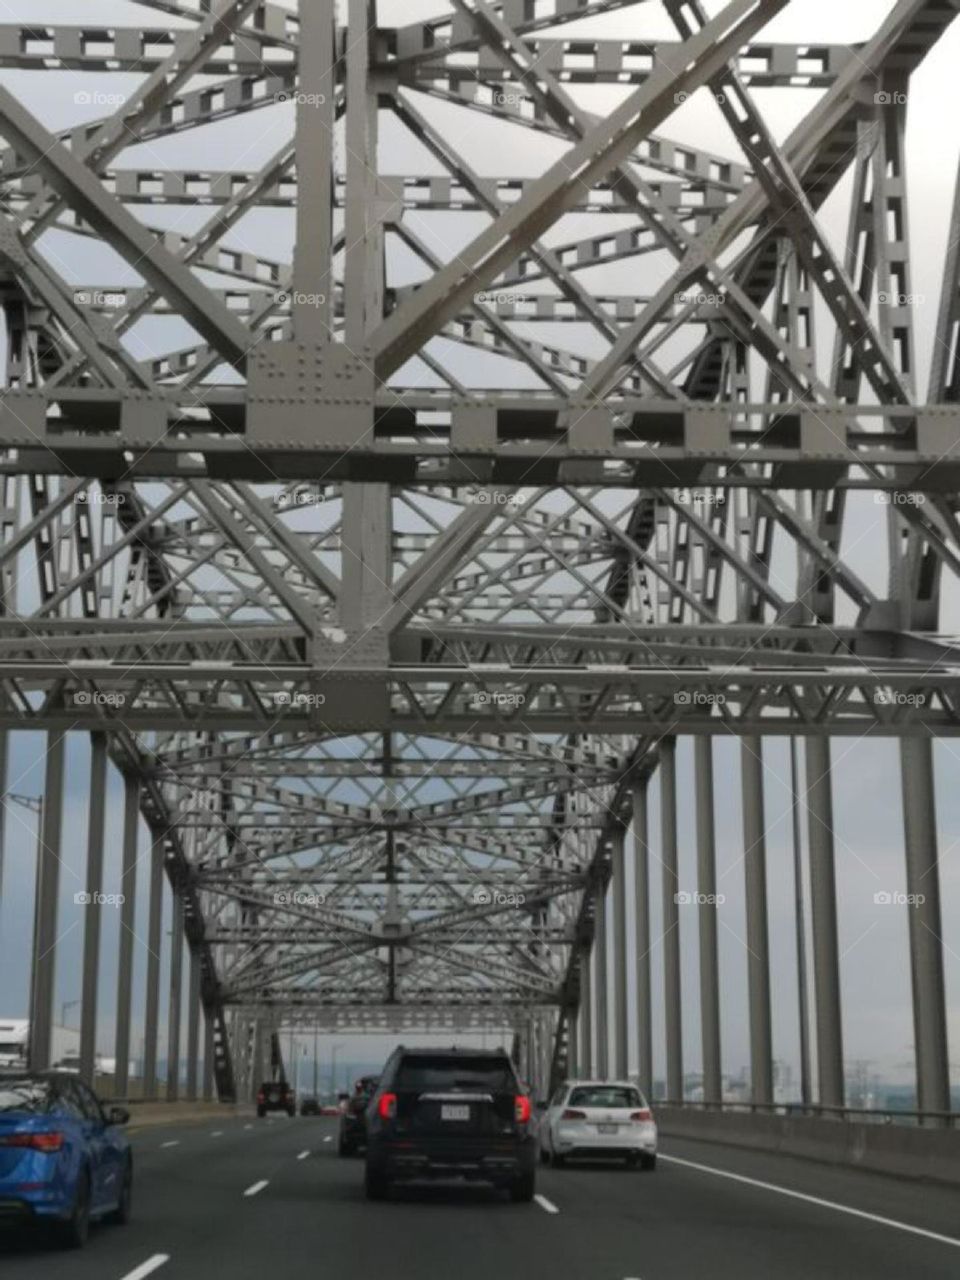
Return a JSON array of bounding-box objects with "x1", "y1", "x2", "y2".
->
[
  {"x1": 203, "y1": 1008, "x2": 215, "y2": 1101},
  {"x1": 633, "y1": 781, "x2": 653, "y2": 1097},
  {"x1": 742, "y1": 737, "x2": 773, "y2": 1105},
  {"x1": 695, "y1": 737, "x2": 722, "y2": 1104},
  {"x1": 612, "y1": 828, "x2": 629, "y2": 1078},
  {"x1": 167, "y1": 894, "x2": 184, "y2": 1100},
  {"x1": 29, "y1": 731, "x2": 65, "y2": 1071},
  {"x1": 114, "y1": 774, "x2": 140, "y2": 1097},
  {"x1": 566, "y1": 1010, "x2": 578, "y2": 1078},
  {"x1": 142, "y1": 832, "x2": 164, "y2": 1099},
  {"x1": 805, "y1": 736, "x2": 844, "y2": 1108},
  {"x1": 900, "y1": 738, "x2": 950, "y2": 1118},
  {"x1": 661, "y1": 738, "x2": 683, "y2": 1100},
  {"x1": 186, "y1": 944, "x2": 200, "y2": 1101},
  {"x1": 595, "y1": 884, "x2": 609, "y2": 1077},
  {"x1": 79, "y1": 732, "x2": 107, "y2": 1087},
  {"x1": 579, "y1": 947, "x2": 593, "y2": 1076}
]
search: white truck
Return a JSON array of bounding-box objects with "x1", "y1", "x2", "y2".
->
[{"x1": 0, "y1": 1018, "x2": 81, "y2": 1069}]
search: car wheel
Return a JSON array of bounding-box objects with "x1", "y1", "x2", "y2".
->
[
  {"x1": 57, "y1": 1170, "x2": 91, "y2": 1249},
  {"x1": 539, "y1": 1145, "x2": 550, "y2": 1165},
  {"x1": 640, "y1": 1153, "x2": 657, "y2": 1171},
  {"x1": 550, "y1": 1151, "x2": 566, "y2": 1169},
  {"x1": 108, "y1": 1156, "x2": 133, "y2": 1224},
  {"x1": 287, "y1": 1108, "x2": 295, "y2": 1118},
  {"x1": 364, "y1": 1165, "x2": 389, "y2": 1201},
  {"x1": 338, "y1": 1134, "x2": 354, "y2": 1157},
  {"x1": 509, "y1": 1171, "x2": 536, "y2": 1203},
  {"x1": 257, "y1": 1106, "x2": 266, "y2": 1118}
]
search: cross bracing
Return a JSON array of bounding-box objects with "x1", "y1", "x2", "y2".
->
[{"x1": 1, "y1": 0, "x2": 958, "y2": 1112}]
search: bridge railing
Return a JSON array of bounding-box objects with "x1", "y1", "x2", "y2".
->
[{"x1": 656, "y1": 1099, "x2": 960, "y2": 1129}]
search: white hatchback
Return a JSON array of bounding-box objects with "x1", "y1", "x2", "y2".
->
[{"x1": 539, "y1": 1080, "x2": 657, "y2": 1170}]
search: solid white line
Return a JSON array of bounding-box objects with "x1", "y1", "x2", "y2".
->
[
  {"x1": 535, "y1": 1194, "x2": 560, "y2": 1215},
  {"x1": 160, "y1": 1140, "x2": 179, "y2": 1149},
  {"x1": 119, "y1": 1255, "x2": 170, "y2": 1280},
  {"x1": 297, "y1": 1149, "x2": 310, "y2": 1160},
  {"x1": 659, "y1": 1155, "x2": 960, "y2": 1250},
  {"x1": 243, "y1": 1179, "x2": 269, "y2": 1197},
  {"x1": 322, "y1": 1134, "x2": 332, "y2": 1143}
]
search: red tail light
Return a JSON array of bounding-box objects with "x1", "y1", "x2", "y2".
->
[
  {"x1": 378, "y1": 1092, "x2": 397, "y2": 1120},
  {"x1": 257, "y1": 1091, "x2": 265, "y2": 1102},
  {"x1": 514, "y1": 1095, "x2": 531, "y2": 1124},
  {"x1": 561, "y1": 1108, "x2": 586, "y2": 1120},
  {"x1": 0, "y1": 1131, "x2": 64, "y2": 1152},
  {"x1": 630, "y1": 1109, "x2": 653, "y2": 1122}
]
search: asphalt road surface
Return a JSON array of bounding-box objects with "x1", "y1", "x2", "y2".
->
[{"x1": 1, "y1": 1116, "x2": 958, "y2": 1279}]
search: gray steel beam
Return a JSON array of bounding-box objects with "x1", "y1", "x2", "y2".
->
[
  {"x1": 633, "y1": 781, "x2": 653, "y2": 1098},
  {"x1": 142, "y1": 834, "x2": 164, "y2": 1099},
  {"x1": 660, "y1": 738, "x2": 682, "y2": 1100},
  {"x1": 579, "y1": 947, "x2": 593, "y2": 1077},
  {"x1": 79, "y1": 732, "x2": 107, "y2": 1087},
  {"x1": 694, "y1": 737, "x2": 722, "y2": 1105},
  {"x1": 186, "y1": 944, "x2": 201, "y2": 1101},
  {"x1": 741, "y1": 737, "x2": 773, "y2": 1106},
  {"x1": 167, "y1": 894, "x2": 184, "y2": 1101},
  {"x1": 611, "y1": 829, "x2": 629, "y2": 1079},
  {"x1": 594, "y1": 886, "x2": 609, "y2": 1078},
  {"x1": 28, "y1": 732, "x2": 64, "y2": 1071},
  {"x1": 113, "y1": 774, "x2": 140, "y2": 1097},
  {"x1": 804, "y1": 736, "x2": 844, "y2": 1109},
  {"x1": 900, "y1": 737, "x2": 951, "y2": 1117},
  {"x1": 293, "y1": 1, "x2": 336, "y2": 344},
  {"x1": 203, "y1": 1011, "x2": 215, "y2": 1101}
]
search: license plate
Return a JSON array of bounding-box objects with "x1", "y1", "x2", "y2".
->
[
  {"x1": 597, "y1": 1123, "x2": 618, "y2": 1134},
  {"x1": 441, "y1": 1104, "x2": 470, "y2": 1122}
]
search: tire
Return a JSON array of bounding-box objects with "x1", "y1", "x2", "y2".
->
[
  {"x1": 107, "y1": 1156, "x2": 133, "y2": 1225},
  {"x1": 550, "y1": 1151, "x2": 566, "y2": 1169},
  {"x1": 640, "y1": 1153, "x2": 657, "y2": 1171},
  {"x1": 364, "y1": 1164, "x2": 389, "y2": 1201},
  {"x1": 509, "y1": 1171, "x2": 536, "y2": 1203},
  {"x1": 338, "y1": 1134, "x2": 354, "y2": 1157},
  {"x1": 539, "y1": 1145, "x2": 550, "y2": 1165},
  {"x1": 287, "y1": 1108, "x2": 295, "y2": 1118},
  {"x1": 57, "y1": 1170, "x2": 91, "y2": 1249},
  {"x1": 257, "y1": 1106, "x2": 266, "y2": 1118}
]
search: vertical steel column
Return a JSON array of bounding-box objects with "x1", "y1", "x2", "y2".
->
[
  {"x1": 79, "y1": 732, "x2": 106, "y2": 1086},
  {"x1": 633, "y1": 781, "x2": 653, "y2": 1097},
  {"x1": 804, "y1": 736, "x2": 844, "y2": 1109},
  {"x1": 185, "y1": 945, "x2": 200, "y2": 1101},
  {"x1": 29, "y1": 732, "x2": 65, "y2": 1071},
  {"x1": 292, "y1": 0, "x2": 335, "y2": 344},
  {"x1": 661, "y1": 738, "x2": 683, "y2": 1100},
  {"x1": 0, "y1": 730, "x2": 8, "y2": 900},
  {"x1": 741, "y1": 737, "x2": 773, "y2": 1105},
  {"x1": 694, "y1": 737, "x2": 722, "y2": 1104},
  {"x1": 900, "y1": 738, "x2": 950, "y2": 1117},
  {"x1": 594, "y1": 886, "x2": 609, "y2": 1077},
  {"x1": 611, "y1": 828, "x2": 629, "y2": 1078},
  {"x1": 167, "y1": 894, "x2": 184, "y2": 1101},
  {"x1": 113, "y1": 774, "x2": 140, "y2": 1097},
  {"x1": 566, "y1": 1010, "x2": 579, "y2": 1079},
  {"x1": 579, "y1": 947, "x2": 593, "y2": 1076},
  {"x1": 202, "y1": 1010, "x2": 215, "y2": 1101},
  {"x1": 141, "y1": 833, "x2": 164, "y2": 1099}
]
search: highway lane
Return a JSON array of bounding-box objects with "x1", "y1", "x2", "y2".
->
[{"x1": 0, "y1": 1116, "x2": 958, "y2": 1279}]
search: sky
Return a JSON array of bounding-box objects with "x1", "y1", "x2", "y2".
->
[{"x1": 0, "y1": 0, "x2": 957, "y2": 1095}]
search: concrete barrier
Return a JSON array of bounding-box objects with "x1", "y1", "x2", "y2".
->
[
  {"x1": 118, "y1": 1101, "x2": 250, "y2": 1131},
  {"x1": 656, "y1": 1107, "x2": 960, "y2": 1187}
]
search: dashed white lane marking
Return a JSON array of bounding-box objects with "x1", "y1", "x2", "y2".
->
[
  {"x1": 323, "y1": 1134, "x2": 332, "y2": 1142},
  {"x1": 244, "y1": 1123, "x2": 253, "y2": 1130},
  {"x1": 211, "y1": 1130, "x2": 223, "y2": 1137},
  {"x1": 160, "y1": 1140, "x2": 179, "y2": 1149},
  {"x1": 243, "y1": 1180, "x2": 269, "y2": 1197},
  {"x1": 659, "y1": 1155, "x2": 960, "y2": 1250},
  {"x1": 297, "y1": 1149, "x2": 310, "y2": 1160},
  {"x1": 535, "y1": 1194, "x2": 560, "y2": 1215},
  {"x1": 119, "y1": 1255, "x2": 170, "y2": 1280}
]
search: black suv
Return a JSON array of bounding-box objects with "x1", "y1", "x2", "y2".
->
[
  {"x1": 339, "y1": 1075, "x2": 379, "y2": 1155},
  {"x1": 256, "y1": 1079, "x2": 295, "y2": 1117},
  {"x1": 364, "y1": 1048, "x2": 536, "y2": 1201}
]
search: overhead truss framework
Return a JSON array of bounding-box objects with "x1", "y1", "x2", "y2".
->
[{"x1": 1, "y1": 0, "x2": 959, "y2": 1099}]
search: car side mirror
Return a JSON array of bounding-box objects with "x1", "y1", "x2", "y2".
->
[{"x1": 108, "y1": 1106, "x2": 130, "y2": 1126}]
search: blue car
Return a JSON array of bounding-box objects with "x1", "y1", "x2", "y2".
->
[{"x1": 0, "y1": 1071, "x2": 132, "y2": 1248}]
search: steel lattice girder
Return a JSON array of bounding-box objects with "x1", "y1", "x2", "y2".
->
[{"x1": 1, "y1": 0, "x2": 959, "y2": 1062}]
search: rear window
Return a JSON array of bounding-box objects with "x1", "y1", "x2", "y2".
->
[
  {"x1": 394, "y1": 1055, "x2": 514, "y2": 1093},
  {"x1": 0, "y1": 1078, "x2": 52, "y2": 1113},
  {"x1": 567, "y1": 1085, "x2": 644, "y2": 1109}
]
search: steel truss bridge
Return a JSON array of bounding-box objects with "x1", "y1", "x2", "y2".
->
[{"x1": 1, "y1": 0, "x2": 957, "y2": 1119}]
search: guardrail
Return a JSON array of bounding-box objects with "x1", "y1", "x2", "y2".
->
[{"x1": 655, "y1": 1100, "x2": 960, "y2": 1129}]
